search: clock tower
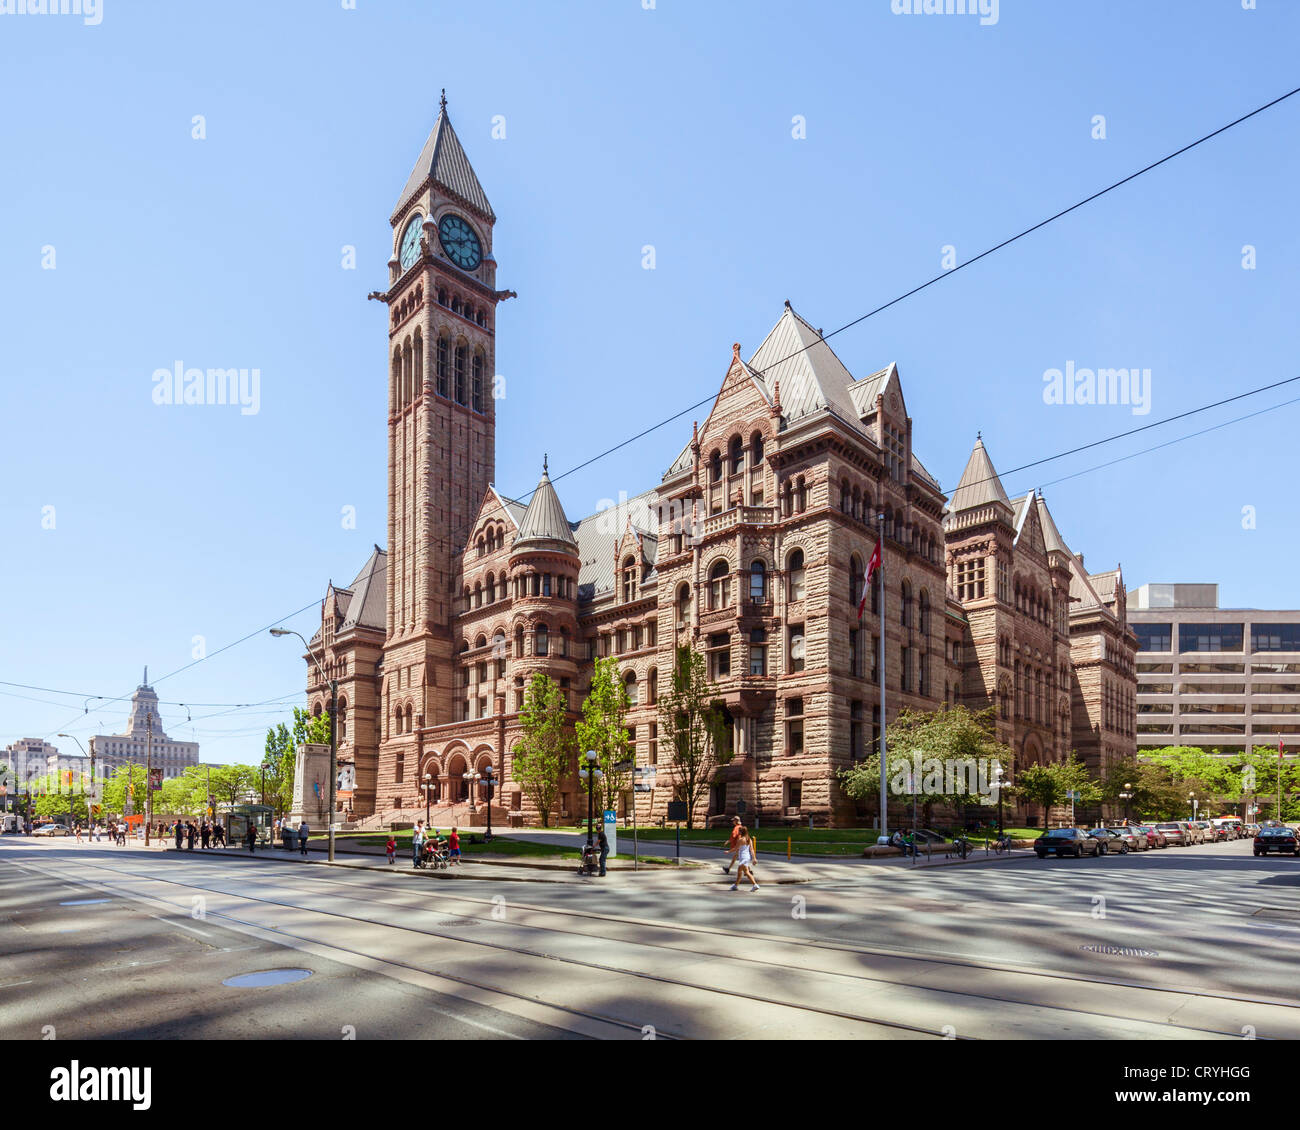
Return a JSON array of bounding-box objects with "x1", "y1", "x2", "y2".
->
[{"x1": 372, "y1": 92, "x2": 510, "y2": 808}]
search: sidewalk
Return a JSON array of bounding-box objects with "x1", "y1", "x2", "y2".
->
[{"x1": 10, "y1": 830, "x2": 1037, "y2": 886}]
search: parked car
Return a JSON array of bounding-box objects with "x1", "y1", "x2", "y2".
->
[
  {"x1": 1089, "y1": 826, "x2": 1142, "y2": 853},
  {"x1": 1137, "y1": 824, "x2": 1167, "y2": 848},
  {"x1": 1206, "y1": 821, "x2": 1232, "y2": 842},
  {"x1": 1117, "y1": 824, "x2": 1150, "y2": 851},
  {"x1": 32, "y1": 823, "x2": 70, "y2": 837},
  {"x1": 1036, "y1": 827, "x2": 1103, "y2": 858},
  {"x1": 1181, "y1": 821, "x2": 1203, "y2": 845},
  {"x1": 1253, "y1": 826, "x2": 1300, "y2": 857},
  {"x1": 1155, "y1": 821, "x2": 1188, "y2": 846},
  {"x1": 1190, "y1": 820, "x2": 1217, "y2": 843}
]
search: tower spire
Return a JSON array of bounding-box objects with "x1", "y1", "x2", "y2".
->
[
  {"x1": 143, "y1": 665, "x2": 147, "y2": 686},
  {"x1": 439, "y1": 88, "x2": 447, "y2": 114}
]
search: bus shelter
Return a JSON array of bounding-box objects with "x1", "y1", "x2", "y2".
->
[{"x1": 225, "y1": 804, "x2": 272, "y2": 845}]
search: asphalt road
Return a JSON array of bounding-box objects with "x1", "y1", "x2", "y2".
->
[{"x1": 2, "y1": 835, "x2": 1297, "y2": 1040}]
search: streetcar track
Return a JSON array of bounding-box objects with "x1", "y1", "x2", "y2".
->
[
  {"x1": 91, "y1": 849, "x2": 1300, "y2": 1015},
  {"x1": 9, "y1": 850, "x2": 1287, "y2": 1040}
]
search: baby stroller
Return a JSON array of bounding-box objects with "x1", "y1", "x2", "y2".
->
[
  {"x1": 576, "y1": 841, "x2": 600, "y2": 876},
  {"x1": 422, "y1": 839, "x2": 450, "y2": 870}
]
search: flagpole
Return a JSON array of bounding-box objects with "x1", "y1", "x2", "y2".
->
[{"x1": 878, "y1": 509, "x2": 888, "y2": 844}]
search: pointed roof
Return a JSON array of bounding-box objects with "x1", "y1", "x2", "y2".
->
[
  {"x1": 511, "y1": 459, "x2": 578, "y2": 556},
  {"x1": 747, "y1": 303, "x2": 862, "y2": 428},
  {"x1": 395, "y1": 93, "x2": 494, "y2": 221},
  {"x1": 339, "y1": 546, "x2": 387, "y2": 631},
  {"x1": 949, "y1": 436, "x2": 1012, "y2": 515},
  {"x1": 1034, "y1": 495, "x2": 1070, "y2": 555}
]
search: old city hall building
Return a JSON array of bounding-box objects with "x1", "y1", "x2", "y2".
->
[{"x1": 302, "y1": 100, "x2": 1137, "y2": 828}]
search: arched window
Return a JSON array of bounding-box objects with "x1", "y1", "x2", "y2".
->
[
  {"x1": 622, "y1": 556, "x2": 638, "y2": 603},
  {"x1": 413, "y1": 331, "x2": 423, "y2": 400},
  {"x1": 782, "y1": 480, "x2": 794, "y2": 517},
  {"x1": 472, "y1": 352, "x2": 484, "y2": 412},
  {"x1": 625, "y1": 671, "x2": 639, "y2": 707},
  {"x1": 677, "y1": 583, "x2": 691, "y2": 627},
  {"x1": 852, "y1": 486, "x2": 861, "y2": 519},
  {"x1": 788, "y1": 549, "x2": 806, "y2": 601},
  {"x1": 493, "y1": 632, "x2": 507, "y2": 678},
  {"x1": 337, "y1": 697, "x2": 348, "y2": 740},
  {"x1": 392, "y1": 349, "x2": 402, "y2": 408},
  {"x1": 919, "y1": 590, "x2": 930, "y2": 634},
  {"x1": 514, "y1": 625, "x2": 525, "y2": 658},
  {"x1": 558, "y1": 626, "x2": 569, "y2": 657},
  {"x1": 901, "y1": 580, "x2": 913, "y2": 628},
  {"x1": 709, "y1": 559, "x2": 730, "y2": 609},
  {"x1": 473, "y1": 581, "x2": 482, "y2": 608},
  {"x1": 730, "y1": 435, "x2": 744, "y2": 475},
  {"x1": 454, "y1": 343, "x2": 466, "y2": 404},
  {"x1": 436, "y1": 336, "x2": 449, "y2": 398},
  {"x1": 394, "y1": 705, "x2": 403, "y2": 735},
  {"x1": 850, "y1": 554, "x2": 864, "y2": 606},
  {"x1": 710, "y1": 450, "x2": 722, "y2": 483},
  {"x1": 796, "y1": 477, "x2": 807, "y2": 512},
  {"x1": 486, "y1": 573, "x2": 496, "y2": 602},
  {"x1": 648, "y1": 668, "x2": 658, "y2": 703},
  {"x1": 749, "y1": 559, "x2": 767, "y2": 604},
  {"x1": 841, "y1": 481, "x2": 851, "y2": 513},
  {"x1": 535, "y1": 624, "x2": 549, "y2": 657},
  {"x1": 751, "y1": 432, "x2": 764, "y2": 464},
  {"x1": 476, "y1": 537, "x2": 485, "y2": 558},
  {"x1": 405, "y1": 704, "x2": 414, "y2": 732}
]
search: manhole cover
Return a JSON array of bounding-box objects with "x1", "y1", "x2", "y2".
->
[
  {"x1": 222, "y1": 968, "x2": 313, "y2": 988},
  {"x1": 59, "y1": 899, "x2": 109, "y2": 906},
  {"x1": 1079, "y1": 944, "x2": 1158, "y2": 957}
]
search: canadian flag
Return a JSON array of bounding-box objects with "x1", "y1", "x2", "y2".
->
[{"x1": 858, "y1": 538, "x2": 882, "y2": 622}]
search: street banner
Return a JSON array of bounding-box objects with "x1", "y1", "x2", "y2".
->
[
  {"x1": 148, "y1": 767, "x2": 163, "y2": 792},
  {"x1": 634, "y1": 766, "x2": 655, "y2": 793},
  {"x1": 603, "y1": 808, "x2": 617, "y2": 857}
]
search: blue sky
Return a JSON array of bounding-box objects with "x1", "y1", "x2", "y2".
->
[{"x1": 2, "y1": 0, "x2": 1298, "y2": 763}]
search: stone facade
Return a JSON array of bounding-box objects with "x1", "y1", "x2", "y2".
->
[{"x1": 301, "y1": 102, "x2": 1137, "y2": 828}]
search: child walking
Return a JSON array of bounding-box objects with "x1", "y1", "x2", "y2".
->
[
  {"x1": 448, "y1": 826, "x2": 461, "y2": 866},
  {"x1": 385, "y1": 834, "x2": 396, "y2": 864}
]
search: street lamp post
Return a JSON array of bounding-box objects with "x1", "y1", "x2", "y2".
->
[
  {"x1": 578, "y1": 750, "x2": 602, "y2": 847},
  {"x1": 462, "y1": 770, "x2": 479, "y2": 815},
  {"x1": 1189, "y1": 792, "x2": 1197, "y2": 822},
  {"x1": 992, "y1": 764, "x2": 1006, "y2": 837},
  {"x1": 1118, "y1": 783, "x2": 1133, "y2": 824},
  {"x1": 423, "y1": 773, "x2": 433, "y2": 827},
  {"x1": 481, "y1": 765, "x2": 496, "y2": 842},
  {"x1": 270, "y1": 627, "x2": 339, "y2": 863},
  {"x1": 57, "y1": 733, "x2": 94, "y2": 832}
]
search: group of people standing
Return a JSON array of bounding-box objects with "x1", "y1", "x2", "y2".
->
[
  {"x1": 70, "y1": 822, "x2": 129, "y2": 845},
  {"x1": 167, "y1": 820, "x2": 225, "y2": 850}
]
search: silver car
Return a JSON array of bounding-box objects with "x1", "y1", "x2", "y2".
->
[{"x1": 1155, "y1": 821, "x2": 1188, "y2": 846}]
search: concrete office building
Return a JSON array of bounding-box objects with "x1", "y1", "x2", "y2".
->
[{"x1": 1128, "y1": 583, "x2": 1300, "y2": 755}]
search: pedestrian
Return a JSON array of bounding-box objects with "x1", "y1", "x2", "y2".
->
[
  {"x1": 448, "y1": 826, "x2": 461, "y2": 866},
  {"x1": 186, "y1": 821, "x2": 196, "y2": 851},
  {"x1": 200, "y1": 821, "x2": 210, "y2": 850},
  {"x1": 245, "y1": 822, "x2": 257, "y2": 853},
  {"x1": 722, "y1": 815, "x2": 742, "y2": 874},
  {"x1": 75, "y1": 823, "x2": 83, "y2": 843},
  {"x1": 298, "y1": 820, "x2": 309, "y2": 856},
  {"x1": 174, "y1": 821, "x2": 184, "y2": 852},
  {"x1": 729, "y1": 827, "x2": 759, "y2": 892},
  {"x1": 214, "y1": 821, "x2": 225, "y2": 848},
  {"x1": 412, "y1": 820, "x2": 425, "y2": 868},
  {"x1": 596, "y1": 825, "x2": 609, "y2": 876},
  {"x1": 385, "y1": 834, "x2": 396, "y2": 865}
]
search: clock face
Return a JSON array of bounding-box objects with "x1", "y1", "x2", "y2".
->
[
  {"x1": 438, "y1": 213, "x2": 482, "y2": 271},
  {"x1": 399, "y1": 214, "x2": 423, "y2": 270}
]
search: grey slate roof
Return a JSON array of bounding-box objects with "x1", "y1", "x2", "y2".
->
[
  {"x1": 949, "y1": 437, "x2": 1012, "y2": 514},
  {"x1": 396, "y1": 105, "x2": 494, "y2": 221},
  {"x1": 511, "y1": 465, "x2": 579, "y2": 555},
  {"x1": 747, "y1": 304, "x2": 862, "y2": 429},
  {"x1": 490, "y1": 486, "x2": 527, "y2": 529},
  {"x1": 1035, "y1": 495, "x2": 1070, "y2": 554},
  {"x1": 310, "y1": 546, "x2": 387, "y2": 645},
  {"x1": 572, "y1": 487, "x2": 661, "y2": 601}
]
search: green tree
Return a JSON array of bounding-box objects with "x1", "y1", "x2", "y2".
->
[
  {"x1": 34, "y1": 793, "x2": 88, "y2": 822},
  {"x1": 575, "y1": 656, "x2": 632, "y2": 814},
  {"x1": 157, "y1": 769, "x2": 206, "y2": 818},
  {"x1": 292, "y1": 707, "x2": 332, "y2": 747},
  {"x1": 1015, "y1": 763, "x2": 1064, "y2": 826},
  {"x1": 263, "y1": 722, "x2": 296, "y2": 817},
  {"x1": 513, "y1": 673, "x2": 572, "y2": 828},
  {"x1": 102, "y1": 764, "x2": 149, "y2": 817},
  {"x1": 657, "y1": 645, "x2": 728, "y2": 829},
  {"x1": 839, "y1": 706, "x2": 1013, "y2": 828}
]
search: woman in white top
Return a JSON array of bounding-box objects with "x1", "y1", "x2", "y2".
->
[{"x1": 729, "y1": 828, "x2": 760, "y2": 892}]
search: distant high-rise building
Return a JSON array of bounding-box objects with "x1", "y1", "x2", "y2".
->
[{"x1": 89, "y1": 670, "x2": 199, "y2": 780}]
